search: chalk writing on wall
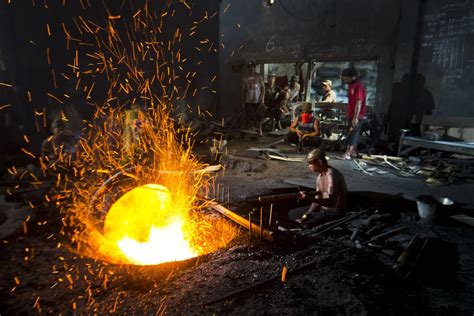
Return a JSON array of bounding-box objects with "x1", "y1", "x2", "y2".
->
[{"x1": 420, "y1": 1, "x2": 474, "y2": 89}]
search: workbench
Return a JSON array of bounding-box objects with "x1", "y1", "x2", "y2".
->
[{"x1": 398, "y1": 116, "x2": 474, "y2": 157}]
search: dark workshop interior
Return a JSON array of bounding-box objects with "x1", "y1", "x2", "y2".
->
[{"x1": 1, "y1": 0, "x2": 474, "y2": 314}]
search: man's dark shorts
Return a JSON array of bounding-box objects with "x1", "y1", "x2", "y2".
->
[{"x1": 346, "y1": 117, "x2": 367, "y2": 147}]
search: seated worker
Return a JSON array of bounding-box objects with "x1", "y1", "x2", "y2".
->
[
  {"x1": 320, "y1": 80, "x2": 336, "y2": 103},
  {"x1": 263, "y1": 72, "x2": 283, "y2": 131},
  {"x1": 288, "y1": 149, "x2": 348, "y2": 229},
  {"x1": 40, "y1": 118, "x2": 76, "y2": 171},
  {"x1": 287, "y1": 102, "x2": 321, "y2": 150}
]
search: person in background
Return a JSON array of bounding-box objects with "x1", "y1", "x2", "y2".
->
[
  {"x1": 263, "y1": 72, "x2": 284, "y2": 131},
  {"x1": 287, "y1": 102, "x2": 321, "y2": 150},
  {"x1": 320, "y1": 79, "x2": 336, "y2": 103},
  {"x1": 278, "y1": 75, "x2": 301, "y2": 118},
  {"x1": 289, "y1": 148, "x2": 348, "y2": 229},
  {"x1": 283, "y1": 75, "x2": 301, "y2": 103},
  {"x1": 241, "y1": 61, "x2": 265, "y2": 135},
  {"x1": 40, "y1": 117, "x2": 76, "y2": 172},
  {"x1": 340, "y1": 68, "x2": 366, "y2": 160}
]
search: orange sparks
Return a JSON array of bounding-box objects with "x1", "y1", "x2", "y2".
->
[
  {"x1": 33, "y1": 297, "x2": 41, "y2": 313},
  {"x1": 47, "y1": 92, "x2": 64, "y2": 104},
  {"x1": 9, "y1": 0, "x2": 237, "y2": 271},
  {"x1": 21, "y1": 148, "x2": 36, "y2": 159}
]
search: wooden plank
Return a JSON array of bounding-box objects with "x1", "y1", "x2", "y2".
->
[
  {"x1": 361, "y1": 154, "x2": 404, "y2": 162},
  {"x1": 314, "y1": 102, "x2": 348, "y2": 111},
  {"x1": 314, "y1": 102, "x2": 373, "y2": 113},
  {"x1": 266, "y1": 153, "x2": 305, "y2": 162}
]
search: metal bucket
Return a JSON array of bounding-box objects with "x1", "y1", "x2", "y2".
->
[{"x1": 417, "y1": 195, "x2": 437, "y2": 224}]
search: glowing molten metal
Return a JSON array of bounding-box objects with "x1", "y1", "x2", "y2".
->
[{"x1": 102, "y1": 184, "x2": 198, "y2": 265}]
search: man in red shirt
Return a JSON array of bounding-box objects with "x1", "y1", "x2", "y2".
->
[{"x1": 341, "y1": 68, "x2": 366, "y2": 160}]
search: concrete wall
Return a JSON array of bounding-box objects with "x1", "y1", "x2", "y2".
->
[{"x1": 218, "y1": 0, "x2": 402, "y2": 117}]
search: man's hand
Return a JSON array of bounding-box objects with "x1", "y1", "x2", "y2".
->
[
  {"x1": 298, "y1": 191, "x2": 308, "y2": 201},
  {"x1": 296, "y1": 130, "x2": 304, "y2": 138},
  {"x1": 352, "y1": 117, "x2": 359, "y2": 127}
]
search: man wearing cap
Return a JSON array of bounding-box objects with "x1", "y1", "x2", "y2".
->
[
  {"x1": 242, "y1": 61, "x2": 265, "y2": 134},
  {"x1": 289, "y1": 149, "x2": 348, "y2": 228},
  {"x1": 320, "y1": 80, "x2": 336, "y2": 103},
  {"x1": 287, "y1": 102, "x2": 321, "y2": 150},
  {"x1": 283, "y1": 75, "x2": 301, "y2": 103},
  {"x1": 340, "y1": 68, "x2": 366, "y2": 160},
  {"x1": 263, "y1": 72, "x2": 283, "y2": 130}
]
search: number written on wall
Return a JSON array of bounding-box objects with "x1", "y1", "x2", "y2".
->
[{"x1": 266, "y1": 35, "x2": 277, "y2": 53}]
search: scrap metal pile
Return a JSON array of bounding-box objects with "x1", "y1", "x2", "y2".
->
[{"x1": 352, "y1": 154, "x2": 474, "y2": 185}]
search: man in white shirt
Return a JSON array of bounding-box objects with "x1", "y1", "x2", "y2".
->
[{"x1": 241, "y1": 61, "x2": 265, "y2": 134}]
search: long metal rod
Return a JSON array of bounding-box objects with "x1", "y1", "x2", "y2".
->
[
  {"x1": 301, "y1": 209, "x2": 370, "y2": 237},
  {"x1": 255, "y1": 191, "x2": 317, "y2": 203},
  {"x1": 208, "y1": 202, "x2": 274, "y2": 242},
  {"x1": 268, "y1": 203, "x2": 273, "y2": 227}
]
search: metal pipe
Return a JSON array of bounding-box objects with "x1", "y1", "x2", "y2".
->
[
  {"x1": 269, "y1": 203, "x2": 273, "y2": 227},
  {"x1": 255, "y1": 191, "x2": 317, "y2": 204},
  {"x1": 208, "y1": 202, "x2": 274, "y2": 242},
  {"x1": 302, "y1": 209, "x2": 371, "y2": 237}
]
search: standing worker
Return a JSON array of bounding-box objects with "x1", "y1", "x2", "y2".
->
[
  {"x1": 263, "y1": 72, "x2": 283, "y2": 131},
  {"x1": 241, "y1": 61, "x2": 265, "y2": 135},
  {"x1": 340, "y1": 68, "x2": 366, "y2": 160}
]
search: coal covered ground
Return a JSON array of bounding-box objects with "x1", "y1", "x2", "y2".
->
[{"x1": 1, "y1": 156, "x2": 472, "y2": 315}]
